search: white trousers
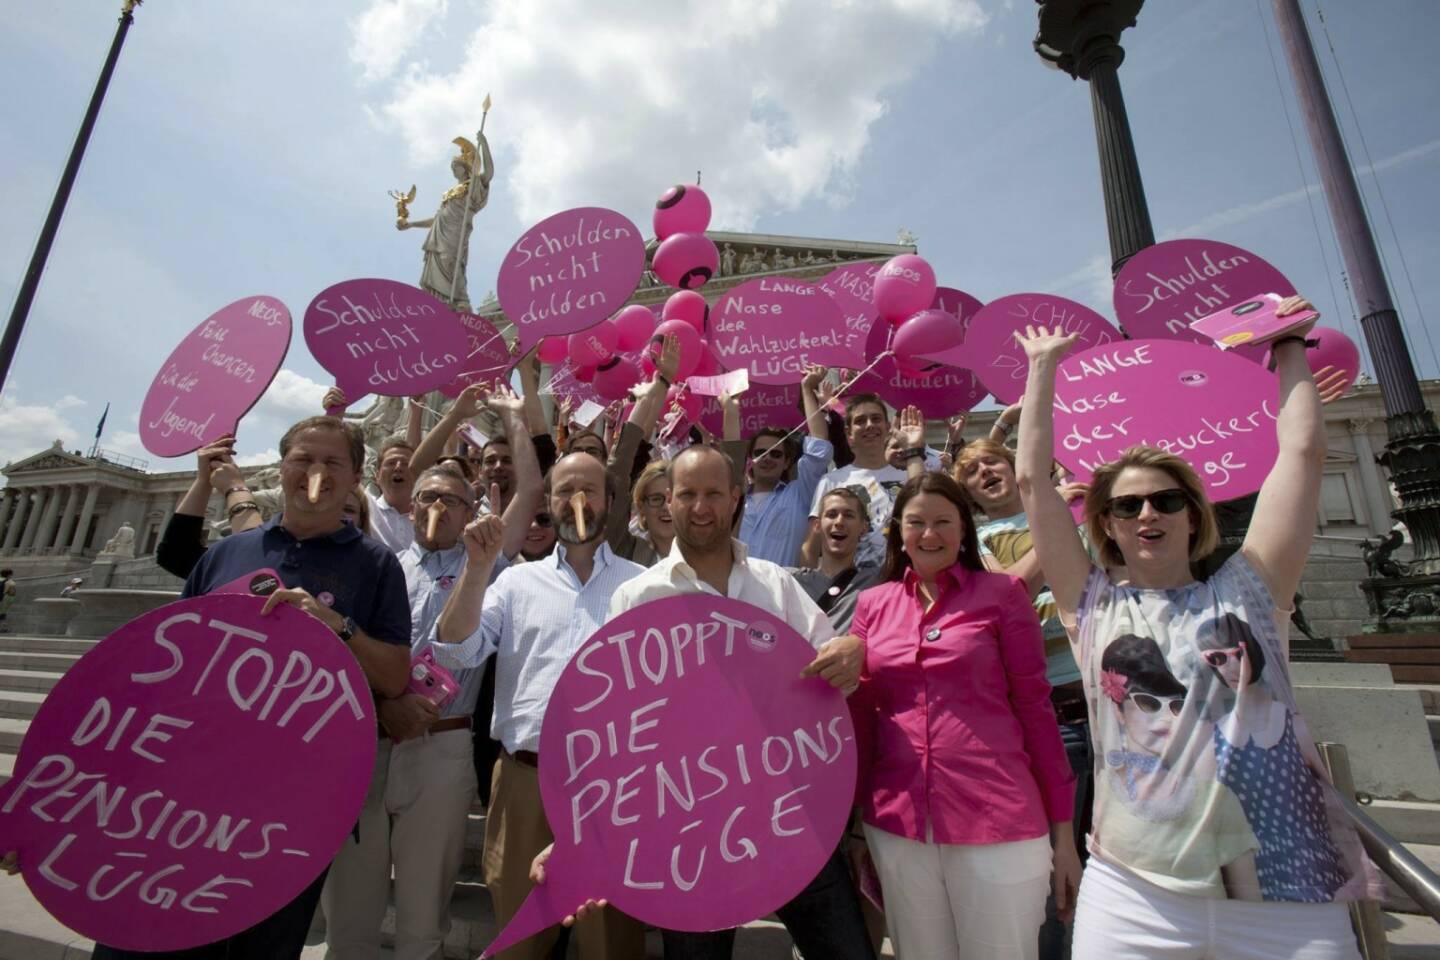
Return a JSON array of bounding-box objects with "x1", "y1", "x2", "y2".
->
[
  {"x1": 1072, "y1": 856, "x2": 1361, "y2": 960},
  {"x1": 322, "y1": 729, "x2": 478, "y2": 960},
  {"x1": 864, "y1": 825, "x2": 1052, "y2": 960}
]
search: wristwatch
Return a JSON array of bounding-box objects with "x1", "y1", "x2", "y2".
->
[{"x1": 337, "y1": 616, "x2": 357, "y2": 642}]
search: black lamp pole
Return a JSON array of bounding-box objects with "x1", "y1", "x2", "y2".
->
[{"x1": 0, "y1": 1, "x2": 141, "y2": 398}]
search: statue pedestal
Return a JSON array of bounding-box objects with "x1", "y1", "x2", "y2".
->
[{"x1": 1360, "y1": 572, "x2": 1440, "y2": 634}]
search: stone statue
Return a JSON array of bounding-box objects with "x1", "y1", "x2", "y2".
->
[
  {"x1": 1362, "y1": 528, "x2": 1409, "y2": 580},
  {"x1": 720, "y1": 244, "x2": 737, "y2": 276},
  {"x1": 897, "y1": 227, "x2": 918, "y2": 246},
  {"x1": 771, "y1": 248, "x2": 796, "y2": 270},
  {"x1": 396, "y1": 129, "x2": 494, "y2": 313},
  {"x1": 100, "y1": 522, "x2": 136, "y2": 559},
  {"x1": 738, "y1": 249, "x2": 765, "y2": 274}
]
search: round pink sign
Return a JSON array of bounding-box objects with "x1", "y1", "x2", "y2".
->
[
  {"x1": 304, "y1": 278, "x2": 468, "y2": 408},
  {"x1": 0, "y1": 595, "x2": 376, "y2": 952},
  {"x1": 1052, "y1": 338, "x2": 1280, "y2": 502},
  {"x1": 497, "y1": 207, "x2": 646, "y2": 355},
  {"x1": 697, "y1": 383, "x2": 805, "y2": 438},
  {"x1": 441, "y1": 312, "x2": 515, "y2": 398},
  {"x1": 1113, "y1": 238, "x2": 1296, "y2": 344},
  {"x1": 481, "y1": 595, "x2": 856, "y2": 956},
  {"x1": 139, "y1": 296, "x2": 292, "y2": 458},
  {"x1": 960, "y1": 293, "x2": 1121, "y2": 405},
  {"x1": 710, "y1": 278, "x2": 848, "y2": 385},
  {"x1": 813, "y1": 263, "x2": 882, "y2": 369},
  {"x1": 859, "y1": 321, "x2": 987, "y2": 419}
]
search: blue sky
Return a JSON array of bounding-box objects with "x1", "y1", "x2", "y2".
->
[{"x1": 2, "y1": 0, "x2": 1437, "y2": 471}]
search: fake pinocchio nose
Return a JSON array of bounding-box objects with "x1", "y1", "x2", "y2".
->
[
  {"x1": 426, "y1": 502, "x2": 444, "y2": 541},
  {"x1": 569, "y1": 491, "x2": 589, "y2": 541},
  {"x1": 306, "y1": 464, "x2": 326, "y2": 504}
]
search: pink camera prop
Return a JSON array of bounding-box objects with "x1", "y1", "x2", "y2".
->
[{"x1": 407, "y1": 648, "x2": 461, "y2": 711}]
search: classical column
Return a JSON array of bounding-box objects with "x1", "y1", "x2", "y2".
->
[
  {"x1": 1347, "y1": 420, "x2": 1392, "y2": 537},
  {"x1": 50, "y1": 484, "x2": 81, "y2": 553},
  {"x1": 69, "y1": 483, "x2": 102, "y2": 554},
  {"x1": 0, "y1": 490, "x2": 17, "y2": 550},
  {"x1": 2, "y1": 489, "x2": 30, "y2": 552},
  {"x1": 18, "y1": 487, "x2": 51, "y2": 552},
  {"x1": 33, "y1": 486, "x2": 65, "y2": 554}
]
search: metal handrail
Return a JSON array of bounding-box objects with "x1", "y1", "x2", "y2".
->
[{"x1": 1339, "y1": 790, "x2": 1440, "y2": 922}]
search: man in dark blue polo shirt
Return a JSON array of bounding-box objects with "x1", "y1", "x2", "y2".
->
[{"x1": 90, "y1": 415, "x2": 411, "y2": 960}]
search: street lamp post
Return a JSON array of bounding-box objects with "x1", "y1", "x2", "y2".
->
[
  {"x1": 1034, "y1": 0, "x2": 1154, "y2": 278},
  {"x1": 0, "y1": 1, "x2": 141, "y2": 398}
]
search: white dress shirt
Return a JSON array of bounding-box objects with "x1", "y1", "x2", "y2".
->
[
  {"x1": 367, "y1": 490, "x2": 415, "y2": 554},
  {"x1": 609, "y1": 538, "x2": 836, "y2": 650},
  {"x1": 431, "y1": 541, "x2": 644, "y2": 753}
]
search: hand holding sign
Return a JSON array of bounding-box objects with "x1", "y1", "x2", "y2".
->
[
  {"x1": 0, "y1": 595, "x2": 375, "y2": 952},
  {"x1": 140, "y1": 296, "x2": 292, "y2": 457},
  {"x1": 479, "y1": 596, "x2": 856, "y2": 957}
]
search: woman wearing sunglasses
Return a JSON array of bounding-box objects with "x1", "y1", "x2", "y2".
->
[{"x1": 1014, "y1": 309, "x2": 1380, "y2": 959}]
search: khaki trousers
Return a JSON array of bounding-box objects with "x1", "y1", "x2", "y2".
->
[
  {"x1": 323, "y1": 729, "x2": 478, "y2": 960},
  {"x1": 483, "y1": 750, "x2": 645, "y2": 960}
]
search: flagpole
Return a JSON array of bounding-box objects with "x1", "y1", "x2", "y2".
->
[{"x1": 0, "y1": 1, "x2": 141, "y2": 399}]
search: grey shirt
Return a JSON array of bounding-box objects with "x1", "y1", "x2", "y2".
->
[{"x1": 787, "y1": 562, "x2": 884, "y2": 634}]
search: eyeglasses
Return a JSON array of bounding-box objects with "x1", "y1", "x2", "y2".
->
[
  {"x1": 1127, "y1": 692, "x2": 1184, "y2": 717},
  {"x1": 415, "y1": 491, "x2": 472, "y2": 509},
  {"x1": 1202, "y1": 646, "x2": 1245, "y2": 668},
  {"x1": 1106, "y1": 488, "x2": 1189, "y2": 519},
  {"x1": 641, "y1": 494, "x2": 668, "y2": 508},
  {"x1": 532, "y1": 513, "x2": 553, "y2": 528}
]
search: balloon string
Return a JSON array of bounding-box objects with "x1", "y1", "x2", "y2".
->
[{"x1": 466, "y1": 329, "x2": 510, "y2": 360}]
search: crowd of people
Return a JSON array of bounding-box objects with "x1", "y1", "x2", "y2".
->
[{"x1": 3, "y1": 298, "x2": 1383, "y2": 960}]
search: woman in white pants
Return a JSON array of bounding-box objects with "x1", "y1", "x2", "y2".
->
[
  {"x1": 848, "y1": 471, "x2": 1081, "y2": 958},
  {"x1": 1013, "y1": 308, "x2": 1382, "y2": 960}
]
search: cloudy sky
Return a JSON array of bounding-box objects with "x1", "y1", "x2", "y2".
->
[{"x1": 2, "y1": 0, "x2": 1437, "y2": 471}]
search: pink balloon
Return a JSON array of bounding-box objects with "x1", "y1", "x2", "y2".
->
[
  {"x1": 573, "y1": 364, "x2": 596, "y2": 384},
  {"x1": 567, "y1": 321, "x2": 619, "y2": 367},
  {"x1": 662, "y1": 289, "x2": 709, "y2": 335},
  {"x1": 612, "y1": 305, "x2": 657, "y2": 352},
  {"x1": 653, "y1": 184, "x2": 712, "y2": 241},
  {"x1": 667, "y1": 384, "x2": 703, "y2": 423},
  {"x1": 537, "y1": 335, "x2": 569, "y2": 365},
  {"x1": 1260, "y1": 325, "x2": 1361, "y2": 397},
  {"x1": 593, "y1": 355, "x2": 643, "y2": 402},
  {"x1": 691, "y1": 344, "x2": 721, "y2": 377},
  {"x1": 874, "y1": 254, "x2": 937, "y2": 323},
  {"x1": 892, "y1": 308, "x2": 965, "y2": 365},
  {"x1": 653, "y1": 232, "x2": 719, "y2": 290},
  {"x1": 648, "y1": 318, "x2": 703, "y2": 379},
  {"x1": 640, "y1": 353, "x2": 657, "y2": 378}
]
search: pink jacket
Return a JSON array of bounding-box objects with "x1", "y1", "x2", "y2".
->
[{"x1": 849, "y1": 563, "x2": 1075, "y2": 844}]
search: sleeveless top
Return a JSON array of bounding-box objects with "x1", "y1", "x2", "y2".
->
[{"x1": 1070, "y1": 552, "x2": 1382, "y2": 902}]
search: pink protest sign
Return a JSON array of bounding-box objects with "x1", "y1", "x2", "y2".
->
[
  {"x1": 950, "y1": 293, "x2": 1121, "y2": 405},
  {"x1": 930, "y1": 286, "x2": 984, "y2": 336},
  {"x1": 1052, "y1": 338, "x2": 1280, "y2": 501},
  {"x1": 304, "y1": 278, "x2": 468, "y2": 410},
  {"x1": 813, "y1": 263, "x2": 882, "y2": 369},
  {"x1": 139, "y1": 296, "x2": 292, "y2": 457},
  {"x1": 858, "y1": 321, "x2": 988, "y2": 420},
  {"x1": 0, "y1": 595, "x2": 375, "y2": 952},
  {"x1": 497, "y1": 207, "x2": 646, "y2": 355},
  {"x1": 441, "y1": 312, "x2": 514, "y2": 398},
  {"x1": 481, "y1": 595, "x2": 855, "y2": 957},
  {"x1": 710, "y1": 278, "x2": 847, "y2": 385},
  {"x1": 697, "y1": 383, "x2": 804, "y2": 438},
  {"x1": 1113, "y1": 238, "x2": 1296, "y2": 344}
]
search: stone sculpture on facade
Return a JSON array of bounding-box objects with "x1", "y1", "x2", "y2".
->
[{"x1": 98, "y1": 522, "x2": 135, "y2": 559}]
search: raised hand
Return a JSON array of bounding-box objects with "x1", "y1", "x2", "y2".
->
[
  {"x1": 321, "y1": 386, "x2": 347, "y2": 412},
  {"x1": 450, "y1": 383, "x2": 485, "y2": 420},
  {"x1": 655, "y1": 332, "x2": 682, "y2": 385},
  {"x1": 1314, "y1": 364, "x2": 1350, "y2": 404},
  {"x1": 897, "y1": 405, "x2": 926, "y2": 449},
  {"x1": 481, "y1": 383, "x2": 525, "y2": 416},
  {"x1": 947, "y1": 413, "x2": 968, "y2": 447},
  {"x1": 801, "y1": 363, "x2": 829, "y2": 393},
  {"x1": 460, "y1": 512, "x2": 505, "y2": 568},
  {"x1": 1056, "y1": 481, "x2": 1090, "y2": 504},
  {"x1": 1015, "y1": 325, "x2": 1080, "y2": 364}
]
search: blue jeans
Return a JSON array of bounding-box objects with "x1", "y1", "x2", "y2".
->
[
  {"x1": 662, "y1": 846, "x2": 876, "y2": 960},
  {"x1": 89, "y1": 867, "x2": 327, "y2": 960},
  {"x1": 1038, "y1": 721, "x2": 1094, "y2": 960}
]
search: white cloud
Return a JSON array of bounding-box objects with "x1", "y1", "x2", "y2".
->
[
  {"x1": 0, "y1": 393, "x2": 82, "y2": 468},
  {"x1": 250, "y1": 368, "x2": 330, "y2": 420},
  {"x1": 350, "y1": 0, "x2": 450, "y2": 83},
  {"x1": 1041, "y1": 253, "x2": 1113, "y2": 312},
  {"x1": 353, "y1": 0, "x2": 989, "y2": 229},
  {"x1": 55, "y1": 395, "x2": 85, "y2": 411}
]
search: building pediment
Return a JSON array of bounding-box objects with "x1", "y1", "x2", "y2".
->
[{"x1": 4, "y1": 448, "x2": 94, "y2": 475}]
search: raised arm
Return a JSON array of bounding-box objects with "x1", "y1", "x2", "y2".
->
[
  {"x1": 517, "y1": 352, "x2": 550, "y2": 438},
  {"x1": 1242, "y1": 297, "x2": 1326, "y2": 603},
  {"x1": 410, "y1": 384, "x2": 483, "y2": 476},
  {"x1": 800, "y1": 364, "x2": 829, "y2": 439},
  {"x1": 1015, "y1": 327, "x2": 1093, "y2": 615},
  {"x1": 897, "y1": 405, "x2": 929, "y2": 479},
  {"x1": 405, "y1": 395, "x2": 424, "y2": 450},
  {"x1": 436, "y1": 515, "x2": 506, "y2": 669},
  {"x1": 485, "y1": 385, "x2": 543, "y2": 558}
]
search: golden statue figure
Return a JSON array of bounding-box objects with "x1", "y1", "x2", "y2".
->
[{"x1": 395, "y1": 99, "x2": 494, "y2": 313}]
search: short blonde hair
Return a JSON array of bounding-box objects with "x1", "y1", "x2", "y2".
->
[
  {"x1": 632, "y1": 460, "x2": 671, "y2": 514},
  {"x1": 954, "y1": 439, "x2": 1015, "y2": 476},
  {"x1": 1084, "y1": 446, "x2": 1219, "y2": 569}
]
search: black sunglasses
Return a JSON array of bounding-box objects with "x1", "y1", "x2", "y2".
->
[{"x1": 1106, "y1": 488, "x2": 1189, "y2": 520}]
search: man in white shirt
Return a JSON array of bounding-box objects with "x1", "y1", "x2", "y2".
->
[
  {"x1": 431, "y1": 452, "x2": 646, "y2": 960},
  {"x1": 802, "y1": 393, "x2": 907, "y2": 569},
  {"x1": 368, "y1": 436, "x2": 418, "y2": 553},
  {"x1": 607, "y1": 444, "x2": 874, "y2": 960}
]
